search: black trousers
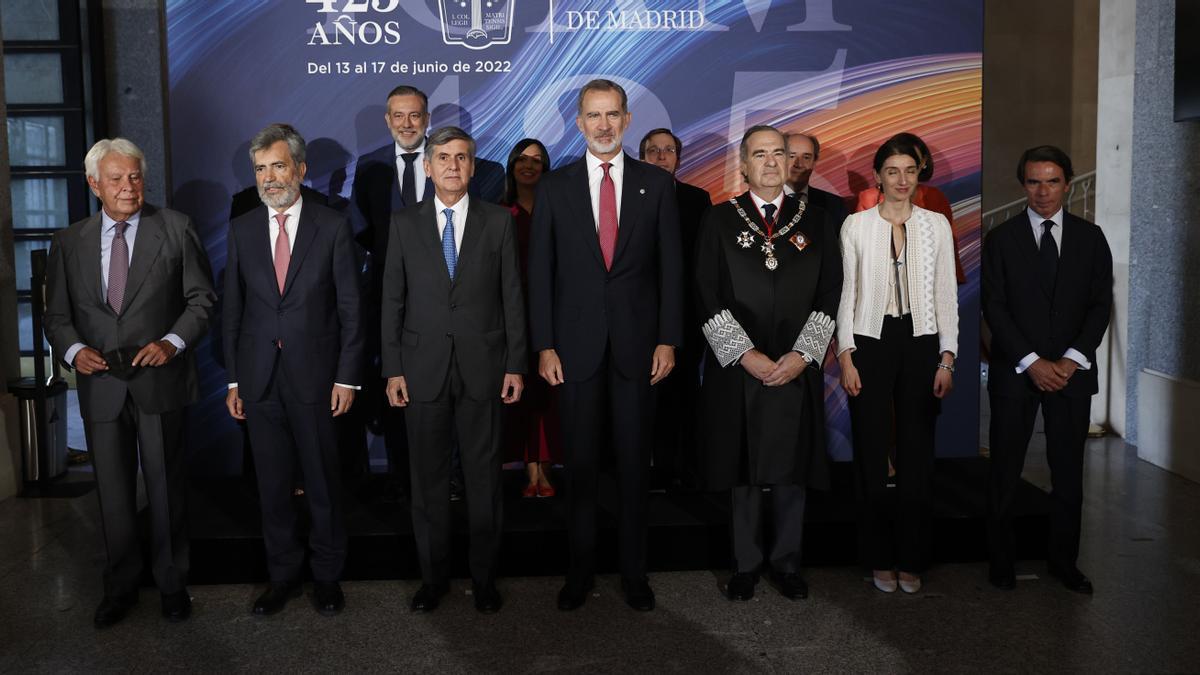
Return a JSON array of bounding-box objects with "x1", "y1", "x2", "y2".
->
[
  {"x1": 652, "y1": 343, "x2": 701, "y2": 488},
  {"x1": 244, "y1": 360, "x2": 347, "y2": 583},
  {"x1": 847, "y1": 315, "x2": 939, "y2": 573},
  {"x1": 85, "y1": 394, "x2": 188, "y2": 597},
  {"x1": 730, "y1": 484, "x2": 807, "y2": 575},
  {"x1": 404, "y1": 352, "x2": 504, "y2": 586},
  {"x1": 988, "y1": 390, "x2": 1090, "y2": 572},
  {"x1": 559, "y1": 349, "x2": 655, "y2": 582}
]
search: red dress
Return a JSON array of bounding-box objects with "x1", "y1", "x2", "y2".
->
[
  {"x1": 503, "y1": 203, "x2": 564, "y2": 464},
  {"x1": 854, "y1": 185, "x2": 966, "y2": 284}
]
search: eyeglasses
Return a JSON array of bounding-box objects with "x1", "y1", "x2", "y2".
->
[{"x1": 645, "y1": 146, "x2": 677, "y2": 156}]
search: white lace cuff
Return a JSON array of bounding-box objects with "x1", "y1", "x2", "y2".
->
[
  {"x1": 792, "y1": 311, "x2": 835, "y2": 366},
  {"x1": 702, "y1": 310, "x2": 754, "y2": 367}
]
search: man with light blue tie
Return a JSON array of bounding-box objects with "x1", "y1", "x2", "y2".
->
[
  {"x1": 381, "y1": 126, "x2": 528, "y2": 614},
  {"x1": 44, "y1": 138, "x2": 216, "y2": 628}
]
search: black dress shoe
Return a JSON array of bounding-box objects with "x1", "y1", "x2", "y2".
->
[
  {"x1": 621, "y1": 577, "x2": 656, "y2": 611},
  {"x1": 472, "y1": 582, "x2": 502, "y2": 614},
  {"x1": 161, "y1": 589, "x2": 192, "y2": 622},
  {"x1": 94, "y1": 592, "x2": 138, "y2": 629},
  {"x1": 726, "y1": 572, "x2": 758, "y2": 601},
  {"x1": 1047, "y1": 565, "x2": 1094, "y2": 595},
  {"x1": 252, "y1": 581, "x2": 302, "y2": 616},
  {"x1": 557, "y1": 577, "x2": 594, "y2": 611},
  {"x1": 989, "y1": 566, "x2": 1016, "y2": 590},
  {"x1": 769, "y1": 570, "x2": 809, "y2": 600},
  {"x1": 410, "y1": 582, "x2": 450, "y2": 612},
  {"x1": 312, "y1": 581, "x2": 345, "y2": 616}
]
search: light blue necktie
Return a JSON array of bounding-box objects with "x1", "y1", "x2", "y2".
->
[{"x1": 442, "y1": 208, "x2": 457, "y2": 280}]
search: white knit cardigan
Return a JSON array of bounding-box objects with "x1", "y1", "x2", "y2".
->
[{"x1": 835, "y1": 204, "x2": 958, "y2": 356}]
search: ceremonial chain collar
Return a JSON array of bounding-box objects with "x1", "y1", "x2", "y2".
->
[{"x1": 731, "y1": 198, "x2": 806, "y2": 270}]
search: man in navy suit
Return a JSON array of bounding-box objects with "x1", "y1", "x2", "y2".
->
[
  {"x1": 224, "y1": 123, "x2": 364, "y2": 617},
  {"x1": 528, "y1": 79, "x2": 684, "y2": 612},
  {"x1": 983, "y1": 145, "x2": 1113, "y2": 595},
  {"x1": 349, "y1": 86, "x2": 433, "y2": 497}
]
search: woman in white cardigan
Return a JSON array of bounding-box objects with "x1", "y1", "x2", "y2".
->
[{"x1": 836, "y1": 138, "x2": 958, "y2": 594}]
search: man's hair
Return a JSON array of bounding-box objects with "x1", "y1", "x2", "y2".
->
[
  {"x1": 386, "y1": 85, "x2": 429, "y2": 113},
  {"x1": 638, "y1": 128, "x2": 682, "y2": 160},
  {"x1": 739, "y1": 125, "x2": 783, "y2": 162},
  {"x1": 425, "y1": 126, "x2": 476, "y2": 161},
  {"x1": 1017, "y1": 145, "x2": 1074, "y2": 184},
  {"x1": 783, "y1": 132, "x2": 821, "y2": 162},
  {"x1": 84, "y1": 138, "x2": 147, "y2": 180},
  {"x1": 576, "y1": 79, "x2": 628, "y2": 115},
  {"x1": 249, "y1": 123, "x2": 306, "y2": 166}
]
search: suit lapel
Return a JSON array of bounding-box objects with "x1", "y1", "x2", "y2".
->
[
  {"x1": 454, "y1": 199, "x2": 485, "y2": 285},
  {"x1": 248, "y1": 207, "x2": 278, "y2": 297},
  {"x1": 79, "y1": 213, "x2": 105, "y2": 308},
  {"x1": 612, "y1": 154, "x2": 642, "y2": 267},
  {"x1": 120, "y1": 206, "x2": 165, "y2": 312},
  {"x1": 1052, "y1": 212, "x2": 1083, "y2": 306},
  {"x1": 282, "y1": 203, "x2": 319, "y2": 296},
  {"x1": 568, "y1": 159, "x2": 606, "y2": 269},
  {"x1": 418, "y1": 199, "x2": 452, "y2": 285}
]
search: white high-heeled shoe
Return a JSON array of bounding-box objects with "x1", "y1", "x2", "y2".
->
[
  {"x1": 873, "y1": 571, "x2": 897, "y2": 593},
  {"x1": 898, "y1": 575, "x2": 922, "y2": 594}
]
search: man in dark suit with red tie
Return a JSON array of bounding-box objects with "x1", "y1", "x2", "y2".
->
[
  {"x1": 45, "y1": 138, "x2": 216, "y2": 628},
  {"x1": 528, "y1": 79, "x2": 684, "y2": 612},
  {"x1": 224, "y1": 123, "x2": 364, "y2": 617},
  {"x1": 349, "y1": 85, "x2": 433, "y2": 496},
  {"x1": 381, "y1": 126, "x2": 527, "y2": 614},
  {"x1": 983, "y1": 145, "x2": 1113, "y2": 594}
]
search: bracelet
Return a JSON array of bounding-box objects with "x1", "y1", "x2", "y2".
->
[{"x1": 936, "y1": 362, "x2": 955, "y2": 373}]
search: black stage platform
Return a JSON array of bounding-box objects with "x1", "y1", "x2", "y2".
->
[{"x1": 185, "y1": 458, "x2": 1051, "y2": 584}]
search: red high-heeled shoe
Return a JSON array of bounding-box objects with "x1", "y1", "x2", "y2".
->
[
  {"x1": 521, "y1": 484, "x2": 539, "y2": 498},
  {"x1": 537, "y1": 483, "x2": 556, "y2": 498}
]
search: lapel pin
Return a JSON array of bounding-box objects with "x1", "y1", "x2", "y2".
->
[{"x1": 639, "y1": 188, "x2": 645, "y2": 194}]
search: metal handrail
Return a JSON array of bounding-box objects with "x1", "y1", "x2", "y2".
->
[{"x1": 981, "y1": 170, "x2": 1096, "y2": 234}]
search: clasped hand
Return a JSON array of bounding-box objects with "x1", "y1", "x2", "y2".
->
[{"x1": 742, "y1": 349, "x2": 807, "y2": 387}]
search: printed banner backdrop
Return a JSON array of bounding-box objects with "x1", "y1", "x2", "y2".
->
[{"x1": 166, "y1": 0, "x2": 982, "y2": 473}]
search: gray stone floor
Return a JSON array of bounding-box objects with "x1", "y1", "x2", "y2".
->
[{"x1": 2, "y1": 434, "x2": 1198, "y2": 672}]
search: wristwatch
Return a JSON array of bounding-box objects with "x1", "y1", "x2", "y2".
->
[{"x1": 799, "y1": 352, "x2": 814, "y2": 365}]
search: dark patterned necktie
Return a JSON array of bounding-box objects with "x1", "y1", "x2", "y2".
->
[
  {"x1": 1039, "y1": 220, "x2": 1058, "y2": 290},
  {"x1": 107, "y1": 221, "x2": 130, "y2": 313},
  {"x1": 763, "y1": 203, "x2": 777, "y2": 236}
]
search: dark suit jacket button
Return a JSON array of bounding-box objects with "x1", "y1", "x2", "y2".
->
[{"x1": 450, "y1": 304, "x2": 457, "y2": 310}]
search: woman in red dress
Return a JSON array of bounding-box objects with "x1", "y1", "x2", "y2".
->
[{"x1": 502, "y1": 138, "x2": 563, "y2": 497}]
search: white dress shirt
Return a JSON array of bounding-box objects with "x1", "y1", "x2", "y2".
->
[
  {"x1": 1014, "y1": 207, "x2": 1091, "y2": 374},
  {"x1": 228, "y1": 195, "x2": 358, "y2": 391},
  {"x1": 433, "y1": 193, "x2": 468, "y2": 254},
  {"x1": 585, "y1": 150, "x2": 624, "y2": 231},
  {"x1": 64, "y1": 209, "x2": 185, "y2": 367},
  {"x1": 395, "y1": 142, "x2": 427, "y2": 203}
]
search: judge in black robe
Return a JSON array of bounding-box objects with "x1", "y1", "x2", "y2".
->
[{"x1": 694, "y1": 126, "x2": 842, "y2": 601}]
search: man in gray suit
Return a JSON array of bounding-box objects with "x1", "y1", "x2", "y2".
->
[
  {"x1": 382, "y1": 126, "x2": 527, "y2": 614},
  {"x1": 44, "y1": 138, "x2": 216, "y2": 628}
]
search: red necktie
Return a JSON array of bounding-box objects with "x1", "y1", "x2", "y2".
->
[
  {"x1": 598, "y1": 162, "x2": 618, "y2": 270},
  {"x1": 274, "y1": 213, "x2": 290, "y2": 293}
]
